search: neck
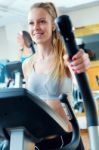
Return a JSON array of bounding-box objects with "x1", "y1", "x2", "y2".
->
[{"x1": 37, "y1": 44, "x2": 53, "y2": 60}]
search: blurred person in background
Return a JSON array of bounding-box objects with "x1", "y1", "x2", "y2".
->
[{"x1": 17, "y1": 30, "x2": 35, "y2": 63}]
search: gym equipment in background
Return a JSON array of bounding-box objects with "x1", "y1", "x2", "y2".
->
[
  {"x1": 0, "y1": 59, "x2": 9, "y2": 83},
  {"x1": 72, "y1": 84, "x2": 84, "y2": 112},
  {"x1": 5, "y1": 61, "x2": 23, "y2": 88}
]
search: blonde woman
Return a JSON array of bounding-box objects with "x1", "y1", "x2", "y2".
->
[{"x1": 22, "y1": 2, "x2": 90, "y2": 150}]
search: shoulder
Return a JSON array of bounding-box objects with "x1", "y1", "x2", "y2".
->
[
  {"x1": 22, "y1": 54, "x2": 36, "y2": 80},
  {"x1": 22, "y1": 54, "x2": 36, "y2": 69}
]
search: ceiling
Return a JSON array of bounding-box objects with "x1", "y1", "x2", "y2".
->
[{"x1": 0, "y1": 0, "x2": 99, "y2": 27}]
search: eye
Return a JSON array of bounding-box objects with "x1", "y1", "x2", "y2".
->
[
  {"x1": 28, "y1": 21, "x2": 34, "y2": 25},
  {"x1": 40, "y1": 20, "x2": 46, "y2": 24}
]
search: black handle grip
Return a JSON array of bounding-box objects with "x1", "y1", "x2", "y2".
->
[
  {"x1": 55, "y1": 15, "x2": 78, "y2": 59},
  {"x1": 58, "y1": 94, "x2": 80, "y2": 150},
  {"x1": 55, "y1": 15, "x2": 99, "y2": 127}
]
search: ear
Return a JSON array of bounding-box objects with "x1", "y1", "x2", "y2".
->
[{"x1": 52, "y1": 23, "x2": 56, "y2": 31}]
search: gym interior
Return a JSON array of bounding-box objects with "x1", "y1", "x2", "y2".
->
[{"x1": 0, "y1": 0, "x2": 99, "y2": 150}]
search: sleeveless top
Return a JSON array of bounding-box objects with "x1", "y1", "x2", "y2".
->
[{"x1": 27, "y1": 69, "x2": 72, "y2": 101}]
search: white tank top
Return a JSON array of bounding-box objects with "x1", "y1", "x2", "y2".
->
[{"x1": 27, "y1": 69, "x2": 72, "y2": 100}]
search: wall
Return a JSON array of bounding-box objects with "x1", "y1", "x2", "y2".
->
[
  {"x1": 65, "y1": 5, "x2": 99, "y2": 27},
  {"x1": 0, "y1": 26, "x2": 9, "y2": 60},
  {"x1": 0, "y1": 22, "x2": 27, "y2": 60}
]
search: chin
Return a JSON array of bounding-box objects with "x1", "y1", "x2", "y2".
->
[{"x1": 35, "y1": 39, "x2": 46, "y2": 44}]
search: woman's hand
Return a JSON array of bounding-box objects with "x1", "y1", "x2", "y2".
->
[{"x1": 63, "y1": 49, "x2": 90, "y2": 74}]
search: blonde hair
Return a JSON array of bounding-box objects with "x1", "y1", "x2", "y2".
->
[{"x1": 28, "y1": 2, "x2": 71, "y2": 79}]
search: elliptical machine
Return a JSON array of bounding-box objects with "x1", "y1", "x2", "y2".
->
[
  {"x1": 55, "y1": 15, "x2": 99, "y2": 150},
  {"x1": 0, "y1": 88, "x2": 81, "y2": 150}
]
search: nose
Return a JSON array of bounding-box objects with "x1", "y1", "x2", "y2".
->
[{"x1": 33, "y1": 22, "x2": 39, "y2": 30}]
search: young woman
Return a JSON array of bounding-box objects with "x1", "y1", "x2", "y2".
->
[
  {"x1": 22, "y1": 2, "x2": 90, "y2": 150},
  {"x1": 17, "y1": 30, "x2": 35, "y2": 63}
]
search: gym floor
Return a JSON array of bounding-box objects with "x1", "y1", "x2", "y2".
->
[{"x1": 81, "y1": 129, "x2": 90, "y2": 150}]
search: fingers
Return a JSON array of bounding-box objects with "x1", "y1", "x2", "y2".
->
[
  {"x1": 72, "y1": 49, "x2": 84, "y2": 61},
  {"x1": 71, "y1": 49, "x2": 90, "y2": 73},
  {"x1": 63, "y1": 49, "x2": 90, "y2": 74}
]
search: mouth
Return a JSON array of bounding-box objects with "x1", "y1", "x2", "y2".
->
[
  {"x1": 34, "y1": 32, "x2": 43, "y2": 35},
  {"x1": 33, "y1": 32, "x2": 44, "y2": 38}
]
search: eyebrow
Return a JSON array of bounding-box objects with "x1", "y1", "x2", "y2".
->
[{"x1": 28, "y1": 17, "x2": 46, "y2": 22}]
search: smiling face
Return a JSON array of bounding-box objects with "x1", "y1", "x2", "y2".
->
[{"x1": 28, "y1": 8, "x2": 55, "y2": 45}]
